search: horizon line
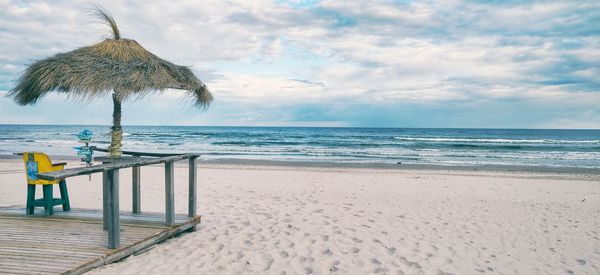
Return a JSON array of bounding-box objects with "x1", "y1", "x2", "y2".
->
[{"x1": 0, "y1": 123, "x2": 597, "y2": 131}]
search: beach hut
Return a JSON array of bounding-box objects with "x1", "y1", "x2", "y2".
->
[{"x1": 8, "y1": 7, "x2": 213, "y2": 157}]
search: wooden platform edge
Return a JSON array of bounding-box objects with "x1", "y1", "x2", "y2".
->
[
  {"x1": 0, "y1": 207, "x2": 190, "y2": 229},
  {"x1": 65, "y1": 215, "x2": 201, "y2": 275}
]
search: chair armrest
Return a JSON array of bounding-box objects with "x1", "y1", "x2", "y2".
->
[{"x1": 51, "y1": 162, "x2": 67, "y2": 171}]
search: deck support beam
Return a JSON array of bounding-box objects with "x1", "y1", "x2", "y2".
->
[
  {"x1": 102, "y1": 171, "x2": 108, "y2": 230},
  {"x1": 165, "y1": 161, "x2": 175, "y2": 226},
  {"x1": 107, "y1": 169, "x2": 120, "y2": 249},
  {"x1": 132, "y1": 166, "x2": 141, "y2": 213},
  {"x1": 188, "y1": 157, "x2": 197, "y2": 218},
  {"x1": 187, "y1": 157, "x2": 198, "y2": 231},
  {"x1": 37, "y1": 153, "x2": 201, "y2": 249}
]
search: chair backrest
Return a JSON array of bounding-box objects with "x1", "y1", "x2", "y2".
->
[{"x1": 22, "y1": 152, "x2": 58, "y2": 185}]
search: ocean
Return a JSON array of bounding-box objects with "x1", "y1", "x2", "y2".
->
[{"x1": 0, "y1": 125, "x2": 599, "y2": 168}]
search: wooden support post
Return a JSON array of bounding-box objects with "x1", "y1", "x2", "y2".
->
[
  {"x1": 187, "y1": 157, "x2": 198, "y2": 232},
  {"x1": 165, "y1": 161, "x2": 175, "y2": 226},
  {"x1": 59, "y1": 180, "x2": 70, "y2": 211},
  {"x1": 102, "y1": 171, "x2": 108, "y2": 230},
  {"x1": 43, "y1": 184, "x2": 53, "y2": 215},
  {"x1": 188, "y1": 157, "x2": 197, "y2": 218},
  {"x1": 107, "y1": 169, "x2": 120, "y2": 249},
  {"x1": 132, "y1": 166, "x2": 141, "y2": 214},
  {"x1": 26, "y1": 184, "x2": 35, "y2": 215}
]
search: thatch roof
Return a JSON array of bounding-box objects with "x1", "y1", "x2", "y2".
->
[{"x1": 9, "y1": 8, "x2": 212, "y2": 108}]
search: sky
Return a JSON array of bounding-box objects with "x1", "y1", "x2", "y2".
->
[{"x1": 0, "y1": 0, "x2": 599, "y2": 129}]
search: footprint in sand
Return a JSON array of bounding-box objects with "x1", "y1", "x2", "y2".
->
[
  {"x1": 321, "y1": 235, "x2": 329, "y2": 241},
  {"x1": 262, "y1": 258, "x2": 274, "y2": 271},
  {"x1": 321, "y1": 249, "x2": 333, "y2": 255},
  {"x1": 352, "y1": 258, "x2": 365, "y2": 267},
  {"x1": 371, "y1": 258, "x2": 382, "y2": 265},
  {"x1": 211, "y1": 244, "x2": 224, "y2": 253},
  {"x1": 399, "y1": 256, "x2": 422, "y2": 270},
  {"x1": 351, "y1": 237, "x2": 363, "y2": 243},
  {"x1": 351, "y1": 247, "x2": 360, "y2": 253},
  {"x1": 374, "y1": 267, "x2": 388, "y2": 273}
]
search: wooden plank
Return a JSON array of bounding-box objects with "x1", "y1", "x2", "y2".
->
[
  {"x1": 0, "y1": 206, "x2": 201, "y2": 275},
  {"x1": 0, "y1": 234, "x2": 151, "y2": 245},
  {"x1": 0, "y1": 249, "x2": 99, "y2": 260},
  {"x1": 69, "y1": 216, "x2": 201, "y2": 275},
  {"x1": 0, "y1": 257, "x2": 83, "y2": 266},
  {"x1": 165, "y1": 161, "x2": 175, "y2": 226},
  {"x1": 0, "y1": 262, "x2": 67, "y2": 273},
  {"x1": 188, "y1": 157, "x2": 197, "y2": 218},
  {"x1": 0, "y1": 214, "x2": 189, "y2": 227},
  {"x1": 102, "y1": 171, "x2": 108, "y2": 230},
  {"x1": 91, "y1": 147, "x2": 186, "y2": 157},
  {"x1": 0, "y1": 268, "x2": 54, "y2": 275},
  {"x1": 0, "y1": 207, "x2": 191, "y2": 226},
  {"x1": 37, "y1": 154, "x2": 200, "y2": 181},
  {"x1": 132, "y1": 166, "x2": 141, "y2": 213},
  {"x1": 107, "y1": 169, "x2": 120, "y2": 249},
  {"x1": 0, "y1": 229, "x2": 154, "y2": 243}
]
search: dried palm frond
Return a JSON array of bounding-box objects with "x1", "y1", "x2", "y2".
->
[{"x1": 9, "y1": 6, "x2": 212, "y2": 109}]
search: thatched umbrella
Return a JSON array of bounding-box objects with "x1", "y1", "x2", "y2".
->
[{"x1": 8, "y1": 7, "x2": 213, "y2": 157}]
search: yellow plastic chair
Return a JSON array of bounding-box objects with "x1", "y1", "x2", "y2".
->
[{"x1": 22, "y1": 152, "x2": 70, "y2": 215}]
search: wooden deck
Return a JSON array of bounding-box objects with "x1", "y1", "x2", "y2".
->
[{"x1": 0, "y1": 206, "x2": 201, "y2": 275}]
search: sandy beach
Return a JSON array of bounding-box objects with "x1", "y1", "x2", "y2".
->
[
  {"x1": 3, "y1": 0, "x2": 599, "y2": 274},
  {"x1": 0, "y1": 159, "x2": 599, "y2": 274}
]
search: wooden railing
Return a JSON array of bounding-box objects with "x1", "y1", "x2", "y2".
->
[{"x1": 38, "y1": 151, "x2": 200, "y2": 249}]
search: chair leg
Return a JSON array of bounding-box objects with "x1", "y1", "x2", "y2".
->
[
  {"x1": 59, "y1": 180, "x2": 70, "y2": 211},
  {"x1": 43, "y1": 184, "x2": 54, "y2": 215},
  {"x1": 26, "y1": 184, "x2": 36, "y2": 215}
]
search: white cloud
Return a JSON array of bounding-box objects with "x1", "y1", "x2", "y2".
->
[{"x1": 0, "y1": 0, "x2": 598, "y2": 127}]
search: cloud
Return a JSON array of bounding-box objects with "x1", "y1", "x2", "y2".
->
[{"x1": 0, "y1": 0, "x2": 598, "y2": 128}]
